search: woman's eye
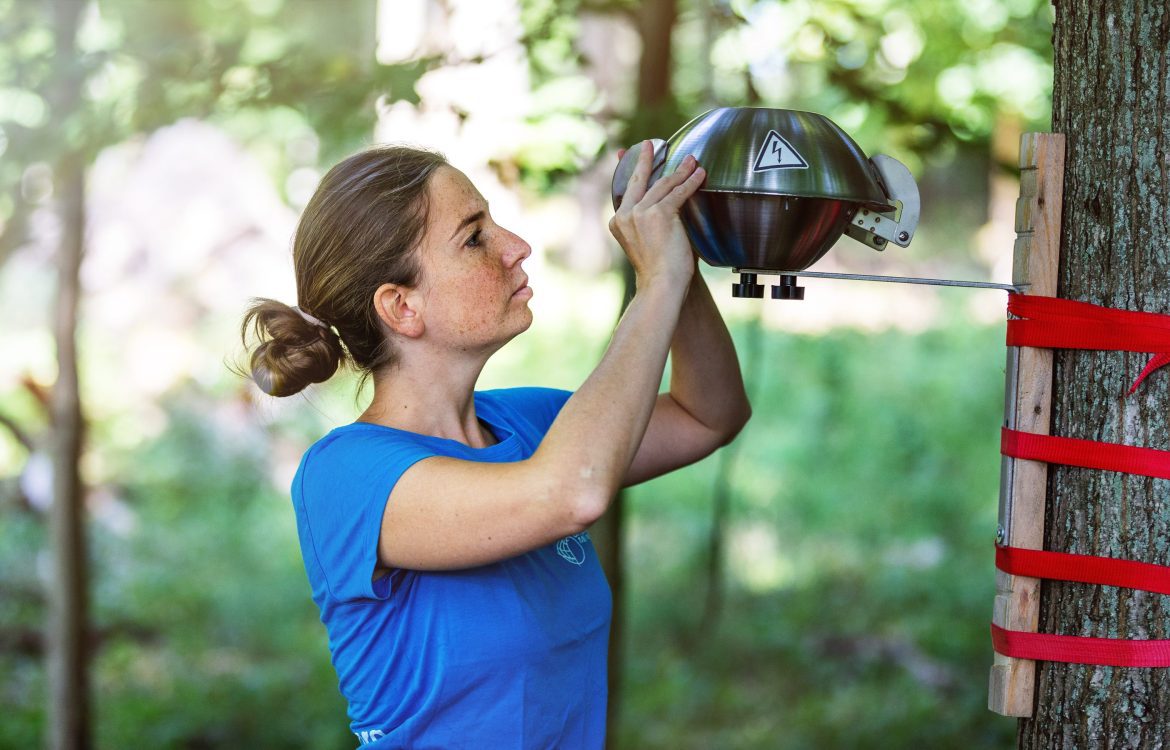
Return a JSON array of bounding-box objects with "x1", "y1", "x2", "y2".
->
[{"x1": 465, "y1": 229, "x2": 482, "y2": 248}]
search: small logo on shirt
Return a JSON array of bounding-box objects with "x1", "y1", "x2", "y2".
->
[
  {"x1": 356, "y1": 729, "x2": 386, "y2": 745},
  {"x1": 556, "y1": 532, "x2": 590, "y2": 565}
]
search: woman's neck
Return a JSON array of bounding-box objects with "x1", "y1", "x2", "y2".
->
[{"x1": 358, "y1": 352, "x2": 495, "y2": 448}]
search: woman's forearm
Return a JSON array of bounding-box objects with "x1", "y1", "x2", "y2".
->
[
  {"x1": 667, "y1": 271, "x2": 751, "y2": 438},
  {"x1": 532, "y1": 141, "x2": 708, "y2": 522},
  {"x1": 534, "y1": 280, "x2": 689, "y2": 517}
]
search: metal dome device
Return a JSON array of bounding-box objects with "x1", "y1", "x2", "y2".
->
[{"x1": 611, "y1": 107, "x2": 929, "y2": 300}]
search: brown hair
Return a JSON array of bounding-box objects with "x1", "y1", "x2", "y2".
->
[{"x1": 238, "y1": 145, "x2": 448, "y2": 397}]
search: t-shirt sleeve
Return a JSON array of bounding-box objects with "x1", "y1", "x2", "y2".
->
[
  {"x1": 295, "y1": 431, "x2": 435, "y2": 602},
  {"x1": 490, "y1": 386, "x2": 573, "y2": 436}
]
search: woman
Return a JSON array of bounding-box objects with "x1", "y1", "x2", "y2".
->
[{"x1": 240, "y1": 141, "x2": 750, "y2": 748}]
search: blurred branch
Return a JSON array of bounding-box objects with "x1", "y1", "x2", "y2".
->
[
  {"x1": 0, "y1": 410, "x2": 35, "y2": 453},
  {"x1": 0, "y1": 186, "x2": 32, "y2": 272},
  {"x1": 0, "y1": 621, "x2": 164, "y2": 659},
  {"x1": 0, "y1": 580, "x2": 42, "y2": 604},
  {"x1": 823, "y1": 64, "x2": 954, "y2": 154},
  {"x1": 0, "y1": 627, "x2": 43, "y2": 658},
  {"x1": 20, "y1": 374, "x2": 51, "y2": 415},
  {"x1": 810, "y1": 632, "x2": 959, "y2": 693},
  {"x1": 0, "y1": 477, "x2": 37, "y2": 515}
]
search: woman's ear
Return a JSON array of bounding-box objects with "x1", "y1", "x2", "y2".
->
[{"x1": 372, "y1": 283, "x2": 425, "y2": 338}]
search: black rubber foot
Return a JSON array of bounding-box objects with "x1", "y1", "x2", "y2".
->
[
  {"x1": 732, "y1": 272, "x2": 765, "y2": 298},
  {"x1": 771, "y1": 274, "x2": 805, "y2": 300}
]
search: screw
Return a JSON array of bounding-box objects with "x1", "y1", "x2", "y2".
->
[
  {"x1": 996, "y1": 525, "x2": 1006, "y2": 546},
  {"x1": 873, "y1": 237, "x2": 886, "y2": 247},
  {"x1": 898, "y1": 231, "x2": 910, "y2": 242}
]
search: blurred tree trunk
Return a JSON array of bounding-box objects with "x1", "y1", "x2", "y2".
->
[
  {"x1": 593, "y1": 0, "x2": 677, "y2": 745},
  {"x1": 697, "y1": 64, "x2": 760, "y2": 641},
  {"x1": 46, "y1": 0, "x2": 91, "y2": 747},
  {"x1": 1019, "y1": 2, "x2": 1170, "y2": 746}
]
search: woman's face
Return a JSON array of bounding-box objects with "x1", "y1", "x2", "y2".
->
[{"x1": 413, "y1": 166, "x2": 534, "y2": 353}]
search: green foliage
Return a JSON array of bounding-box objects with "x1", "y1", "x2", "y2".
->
[
  {"x1": 513, "y1": 0, "x2": 612, "y2": 190},
  {"x1": 0, "y1": 512, "x2": 45, "y2": 749},
  {"x1": 677, "y1": 0, "x2": 1053, "y2": 162},
  {"x1": 0, "y1": 0, "x2": 435, "y2": 248},
  {"x1": 0, "y1": 386, "x2": 351, "y2": 748},
  {"x1": 621, "y1": 306, "x2": 1012, "y2": 748}
]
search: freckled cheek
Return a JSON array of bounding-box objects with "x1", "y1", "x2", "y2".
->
[{"x1": 452, "y1": 271, "x2": 507, "y2": 332}]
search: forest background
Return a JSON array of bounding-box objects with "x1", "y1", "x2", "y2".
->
[{"x1": 0, "y1": 0, "x2": 1055, "y2": 747}]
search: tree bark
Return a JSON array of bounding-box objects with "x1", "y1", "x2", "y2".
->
[
  {"x1": 46, "y1": 0, "x2": 91, "y2": 747},
  {"x1": 1020, "y1": 2, "x2": 1170, "y2": 747}
]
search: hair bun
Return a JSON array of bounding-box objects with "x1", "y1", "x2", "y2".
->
[{"x1": 237, "y1": 299, "x2": 344, "y2": 396}]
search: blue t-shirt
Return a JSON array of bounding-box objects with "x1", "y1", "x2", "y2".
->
[{"x1": 290, "y1": 387, "x2": 612, "y2": 749}]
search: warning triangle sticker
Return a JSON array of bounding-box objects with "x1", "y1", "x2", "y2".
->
[{"x1": 753, "y1": 130, "x2": 809, "y2": 171}]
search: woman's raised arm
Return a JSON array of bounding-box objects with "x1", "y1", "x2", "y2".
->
[
  {"x1": 376, "y1": 145, "x2": 707, "y2": 571},
  {"x1": 622, "y1": 264, "x2": 752, "y2": 487}
]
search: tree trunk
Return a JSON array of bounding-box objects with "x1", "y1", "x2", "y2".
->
[
  {"x1": 1020, "y1": 2, "x2": 1170, "y2": 747},
  {"x1": 46, "y1": 0, "x2": 90, "y2": 747},
  {"x1": 697, "y1": 308, "x2": 761, "y2": 640},
  {"x1": 592, "y1": 1, "x2": 677, "y2": 746}
]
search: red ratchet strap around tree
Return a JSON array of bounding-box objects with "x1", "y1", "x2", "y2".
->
[
  {"x1": 1001, "y1": 427, "x2": 1170, "y2": 481},
  {"x1": 997, "y1": 545, "x2": 1170, "y2": 598},
  {"x1": 1007, "y1": 292, "x2": 1170, "y2": 394},
  {"x1": 994, "y1": 294, "x2": 1170, "y2": 667},
  {"x1": 991, "y1": 545, "x2": 1170, "y2": 666},
  {"x1": 991, "y1": 623, "x2": 1170, "y2": 668}
]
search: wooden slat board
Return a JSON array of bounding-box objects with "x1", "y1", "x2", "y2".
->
[{"x1": 988, "y1": 132, "x2": 1065, "y2": 717}]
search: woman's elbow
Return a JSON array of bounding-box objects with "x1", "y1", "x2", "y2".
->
[
  {"x1": 718, "y1": 400, "x2": 752, "y2": 446},
  {"x1": 568, "y1": 484, "x2": 612, "y2": 530},
  {"x1": 528, "y1": 454, "x2": 614, "y2": 532}
]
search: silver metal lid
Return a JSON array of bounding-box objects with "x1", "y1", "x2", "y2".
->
[
  {"x1": 664, "y1": 107, "x2": 893, "y2": 209},
  {"x1": 611, "y1": 107, "x2": 916, "y2": 274}
]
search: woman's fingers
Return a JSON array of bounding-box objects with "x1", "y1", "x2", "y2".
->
[
  {"x1": 614, "y1": 144, "x2": 705, "y2": 224},
  {"x1": 641, "y1": 155, "x2": 702, "y2": 206},
  {"x1": 657, "y1": 161, "x2": 707, "y2": 210},
  {"x1": 619, "y1": 140, "x2": 654, "y2": 209}
]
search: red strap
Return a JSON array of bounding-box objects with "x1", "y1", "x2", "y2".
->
[
  {"x1": 1001, "y1": 427, "x2": 1170, "y2": 481},
  {"x1": 991, "y1": 623, "x2": 1170, "y2": 667},
  {"x1": 995, "y1": 294, "x2": 1170, "y2": 665},
  {"x1": 993, "y1": 547, "x2": 1170, "y2": 665},
  {"x1": 996, "y1": 545, "x2": 1170, "y2": 597},
  {"x1": 1134, "y1": 353, "x2": 1170, "y2": 393},
  {"x1": 1007, "y1": 292, "x2": 1170, "y2": 393}
]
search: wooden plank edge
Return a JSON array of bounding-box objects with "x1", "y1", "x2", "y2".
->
[{"x1": 988, "y1": 132, "x2": 1065, "y2": 717}]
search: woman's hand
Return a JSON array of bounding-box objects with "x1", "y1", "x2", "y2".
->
[{"x1": 608, "y1": 141, "x2": 706, "y2": 290}]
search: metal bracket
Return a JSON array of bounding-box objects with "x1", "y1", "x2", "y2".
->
[
  {"x1": 844, "y1": 154, "x2": 921, "y2": 251},
  {"x1": 733, "y1": 267, "x2": 1024, "y2": 293}
]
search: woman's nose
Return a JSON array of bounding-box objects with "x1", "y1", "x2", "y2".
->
[{"x1": 501, "y1": 229, "x2": 532, "y2": 266}]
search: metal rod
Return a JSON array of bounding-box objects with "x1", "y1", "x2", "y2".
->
[{"x1": 734, "y1": 268, "x2": 1026, "y2": 293}]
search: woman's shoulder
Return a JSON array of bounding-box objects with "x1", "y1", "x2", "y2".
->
[
  {"x1": 309, "y1": 421, "x2": 429, "y2": 455},
  {"x1": 296, "y1": 423, "x2": 437, "y2": 489},
  {"x1": 475, "y1": 386, "x2": 572, "y2": 411},
  {"x1": 475, "y1": 386, "x2": 573, "y2": 434}
]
